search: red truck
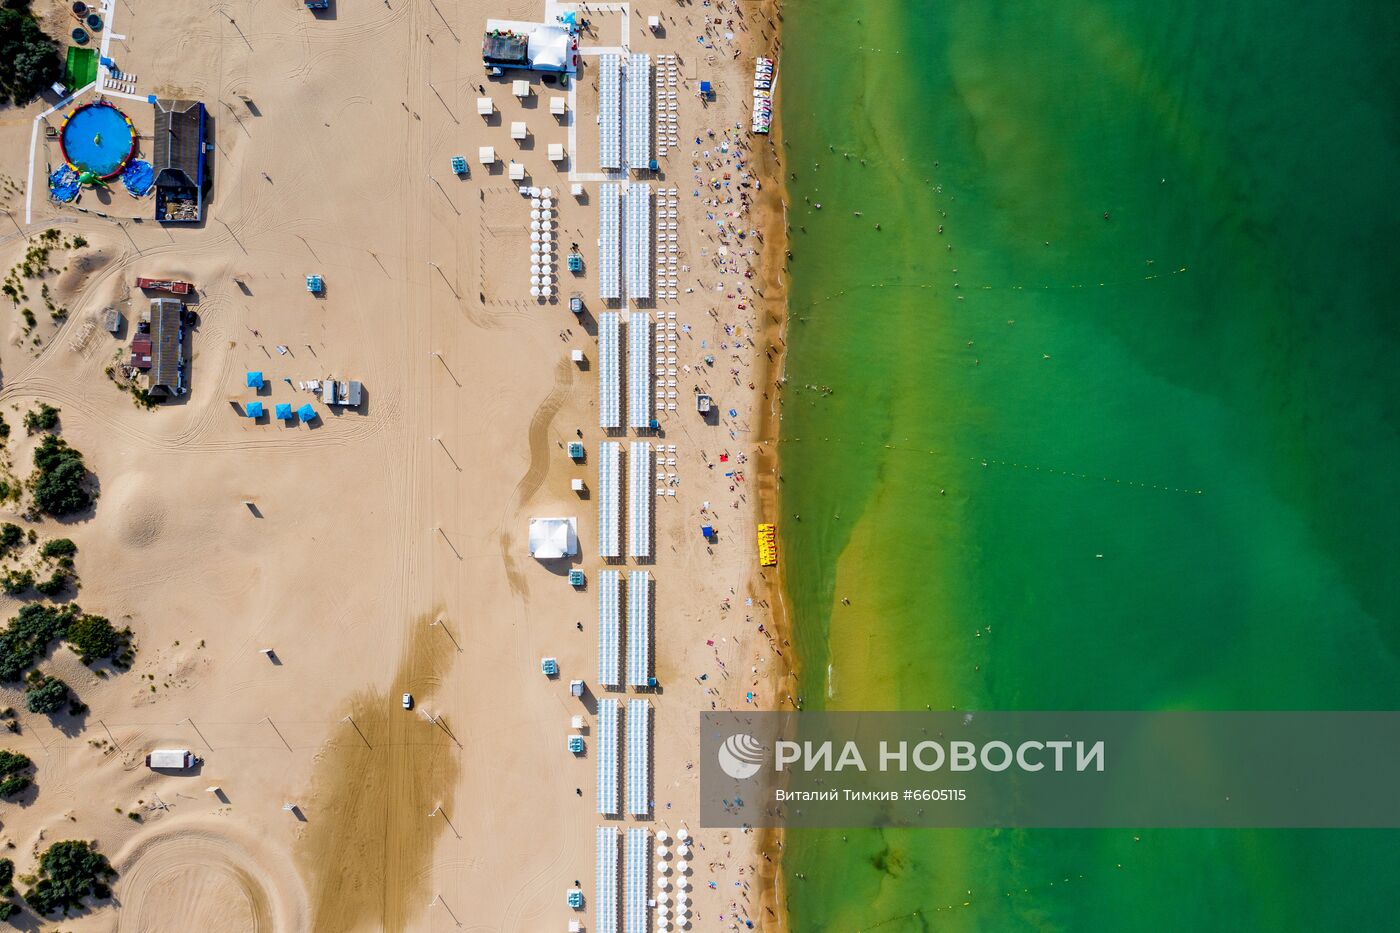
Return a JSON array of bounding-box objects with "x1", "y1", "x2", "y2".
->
[{"x1": 135, "y1": 278, "x2": 192, "y2": 295}]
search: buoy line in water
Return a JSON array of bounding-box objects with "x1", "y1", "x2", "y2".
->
[
  {"x1": 785, "y1": 266, "x2": 1192, "y2": 317},
  {"x1": 777, "y1": 436, "x2": 1205, "y2": 496}
]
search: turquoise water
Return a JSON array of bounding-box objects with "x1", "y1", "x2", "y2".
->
[
  {"x1": 776, "y1": 1, "x2": 1400, "y2": 929},
  {"x1": 63, "y1": 103, "x2": 134, "y2": 176}
]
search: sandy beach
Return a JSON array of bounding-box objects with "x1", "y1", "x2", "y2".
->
[{"x1": 0, "y1": 0, "x2": 789, "y2": 929}]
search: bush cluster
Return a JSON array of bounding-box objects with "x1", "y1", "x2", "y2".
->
[
  {"x1": 0, "y1": 749, "x2": 32, "y2": 797},
  {"x1": 23, "y1": 674, "x2": 67, "y2": 715},
  {"x1": 31, "y1": 435, "x2": 91, "y2": 516},
  {"x1": 0, "y1": 1, "x2": 59, "y2": 107},
  {"x1": 22, "y1": 840, "x2": 116, "y2": 917}
]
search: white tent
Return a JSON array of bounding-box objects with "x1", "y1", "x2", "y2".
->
[
  {"x1": 478, "y1": 146, "x2": 496, "y2": 164},
  {"x1": 550, "y1": 96, "x2": 566, "y2": 116},
  {"x1": 528, "y1": 517, "x2": 577, "y2": 558},
  {"x1": 548, "y1": 143, "x2": 565, "y2": 162},
  {"x1": 511, "y1": 121, "x2": 528, "y2": 140},
  {"x1": 477, "y1": 97, "x2": 493, "y2": 116},
  {"x1": 527, "y1": 26, "x2": 571, "y2": 71},
  {"x1": 513, "y1": 79, "x2": 530, "y2": 98}
]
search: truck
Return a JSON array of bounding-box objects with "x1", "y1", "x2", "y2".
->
[
  {"x1": 146, "y1": 749, "x2": 197, "y2": 770},
  {"x1": 135, "y1": 278, "x2": 191, "y2": 295}
]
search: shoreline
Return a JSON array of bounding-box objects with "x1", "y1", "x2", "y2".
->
[{"x1": 738, "y1": 0, "x2": 794, "y2": 929}]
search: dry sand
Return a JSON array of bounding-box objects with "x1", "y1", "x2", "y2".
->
[{"x1": 0, "y1": 0, "x2": 788, "y2": 929}]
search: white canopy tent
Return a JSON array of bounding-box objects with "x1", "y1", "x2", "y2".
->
[{"x1": 528, "y1": 517, "x2": 577, "y2": 559}]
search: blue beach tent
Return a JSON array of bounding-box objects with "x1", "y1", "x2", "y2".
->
[
  {"x1": 297, "y1": 403, "x2": 317, "y2": 422},
  {"x1": 275, "y1": 403, "x2": 293, "y2": 420},
  {"x1": 246, "y1": 371, "x2": 264, "y2": 388},
  {"x1": 246, "y1": 401, "x2": 265, "y2": 418}
]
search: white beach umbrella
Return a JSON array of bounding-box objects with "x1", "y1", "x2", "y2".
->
[
  {"x1": 656, "y1": 862, "x2": 672, "y2": 876},
  {"x1": 655, "y1": 846, "x2": 670, "y2": 859},
  {"x1": 530, "y1": 231, "x2": 540, "y2": 242},
  {"x1": 530, "y1": 286, "x2": 540, "y2": 297},
  {"x1": 676, "y1": 860, "x2": 689, "y2": 874},
  {"x1": 656, "y1": 920, "x2": 671, "y2": 932},
  {"x1": 529, "y1": 275, "x2": 539, "y2": 286},
  {"x1": 677, "y1": 844, "x2": 692, "y2": 858},
  {"x1": 678, "y1": 878, "x2": 691, "y2": 891},
  {"x1": 677, "y1": 893, "x2": 690, "y2": 908},
  {"x1": 530, "y1": 221, "x2": 541, "y2": 231},
  {"x1": 656, "y1": 831, "x2": 670, "y2": 843},
  {"x1": 529, "y1": 186, "x2": 540, "y2": 197},
  {"x1": 530, "y1": 209, "x2": 541, "y2": 220},
  {"x1": 542, "y1": 197, "x2": 554, "y2": 209},
  {"x1": 541, "y1": 186, "x2": 553, "y2": 198},
  {"x1": 657, "y1": 905, "x2": 670, "y2": 919},
  {"x1": 530, "y1": 243, "x2": 541, "y2": 254},
  {"x1": 657, "y1": 891, "x2": 670, "y2": 905},
  {"x1": 542, "y1": 274, "x2": 553, "y2": 286},
  {"x1": 530, "y1": 197, "x2": 541, "y2": 207}
]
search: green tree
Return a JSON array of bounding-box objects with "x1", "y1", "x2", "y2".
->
[
  {"x1": 31, "y1": 435, "x2": 91, "y2": 516},
  {"x1": 0, "y1": 2, "x2": 59, "y2": 107},
  {"x1": 23, "y1": 674, "x2": 67, "y2": 715},
  {"x1": 22, "y1": 840, "x2": 116, "y2": 917}
]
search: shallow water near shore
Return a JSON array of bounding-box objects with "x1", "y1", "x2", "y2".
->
[{"x1": 776, "y1": 1, "x2": 1400, "y2": 928}]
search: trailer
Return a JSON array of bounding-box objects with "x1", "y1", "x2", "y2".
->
[
  {"x1": 146, "y1": 749, "x2": 197, "y2": 769},
  {"x1": 135, "y1": 278, "x2": 191, "y2": 295}
]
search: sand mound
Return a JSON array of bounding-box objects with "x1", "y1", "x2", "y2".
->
[
  {"x1": 115, "y1": 829, "x2": 277, "y2": 932},
  {"x1": 103, "y1": 472, "x2": 167, "y2": 548}
]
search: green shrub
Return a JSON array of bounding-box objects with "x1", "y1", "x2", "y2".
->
[
  {"x1": 64, "y1": 614, "x2": 130, "y2": 666},
  {"x1": 31, "y1": 435, "x2": 91, "y2": 516},
  {"x1": 0, "y1": 603, "x2": 80, "y2": 681},
  {"x1": 0, "y1": 522, "x2": 22, "y2": 558},
  {"x1": 0, "y1": 750, "x2": 31, "y2": 798},
  {"x1": 22, "y1": 840, "x2": 116, "y2": 917},
  {"x1": 40, "y1": 538, "x2": 76, "y2": 559},
  {"x1": 34, "y1": 571, "x2": 67, "y2": 597},
  {"x1": 0, "y1": 570, "x2": 32, "y2": 596},
  {"x1": 23, "y1": 403, "x2": 59, "y2": 434},
  {"x1": 24, "y1": 675, "x2": 68, "y2": 715}
]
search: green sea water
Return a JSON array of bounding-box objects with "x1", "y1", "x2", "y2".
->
[{"x1": 775, "y1": 1, "x2": 1400, "y2": 930}]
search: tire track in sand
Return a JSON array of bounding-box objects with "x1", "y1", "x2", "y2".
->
[{"x1": 498, "y1": 357, "x2": 575, "y2": 597}]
